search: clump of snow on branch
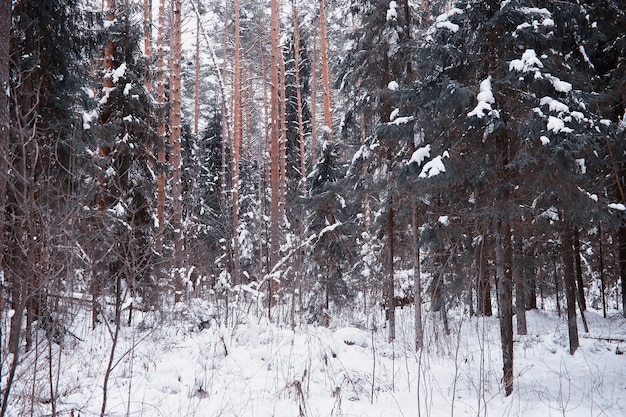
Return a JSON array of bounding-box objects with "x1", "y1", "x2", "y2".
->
[
  {"x1": 468, "y1": 76, "x2": 498, "y2": 118},
  {"x1": 547, "y1": 116, "x2": 573, "y2": 134},
  {"x1": 386, "y1": 1, "x2": 397, "y2": 21},
  {"x1": 419, "y1": 151, "x2": 449, "y2": 178},
  {"x1": 434, "y1": 7, "x2": 463, "y2": 32},
  {"x1": 609, "y1": 203, "x2": 626, "y2": 211},
  {"x1": 409, "y1": 144, "x2": 431, "y2": 166},
  {"x1": 112, "y1": 62, "x2": 127, "y2": 84},
  {"x1": 509, "y1": 49, "x2": 543, "y2": 73},
  {"x1": 388, "y1": 81, "x2": 399, "y2": 91}
]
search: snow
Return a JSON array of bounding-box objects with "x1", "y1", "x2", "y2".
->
[
  {"x1": 389, "y1": 116, "x2": 414, "y2": 125},
  {"x1": 468, "y1": 76, "x2": 497, "y2": 118},
  {"x1": 386, "y1": 1, "x2": 397, "y2": 22},
  {"x1": 434, "y1": 7, "x2": 463, "y2": 32},
  {"x1": 419, "y1": 151, "x2": 449, "y2": 178},
  {"x1": 540, "y1": 135, "x2": 550, "y2": 145},
  {"x1": 388, "y1": 80, "x2": 399, "y2": 91},
  {"x1": 608, "y1": 203, "x2": 626, "y2": 211},
  {"x1": 435, "y1": 21, "x2": 459, "y2": 32},
  {"x1": 539, "y1": 96, "x2": 569, "y2": 114},
  {"x1": 547, "y1": 74, "x2": 573, "y2": 93},
  {"x1": 81, "y1": 110, "x2": 98, "y2": 130},
  {"x1": 5, "y1": 306, "x2": 625, "y2": 417},
  {"x1": 547, "y1": 116, "x2": 573, "y2": 134},
  {"x1": 438, "y1": 215, "x2": 450, "y2": 226},
  {"x1": 509, "y1": 49, "x2": 543, "y2": 73},
  {"x1": 112, "y1": 62, "x2": 127, "y2": 84},
  {"x1": 410, "y1": 144, "x2": 431, "y2": 166},
  {"x1": 579, "y1": 45, "x2": 595, "y2": 68}
]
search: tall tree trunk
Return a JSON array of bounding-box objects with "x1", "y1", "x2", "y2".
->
[
  {"x1": 554, "y1": 255, "x2": 561, "y2": 316},
  {"x1": 386, "y1": 192, "x2": 395, "y2": 343},
  {"x1": 562, "y1": 222, "x2": 579, "y2": 355},
  {"x1": 573, "y1": 228, "x2": 586, "y2": 311},
  {"x1": 155, "y1": 0, "x2": 166, "y2": 255},
  {"x1": 279, "y1": 40, "x2": 287, "y2": 220},
  {"x1": 319, "y1": 0, "x2": 333, "y2": 139},
  {"x1": 292, "y1": 4, "x2": 307, "y2": 196},
  {"x1": 477, "y1": 231, "x2": 492, "y2": 316},
  {"x1": 170, "y1": 0, "x2": 184, "y2": 301},
  {"x1": 513, "y1": 222, "x2": 527, "y2": 335},
  {"x1": 412, "y1": 205, "x2": 423, "y2": 350},
  {"x1": 310, "y1": 25, "x2": 318, "y2": 159},
  {"x1": 619, "y1": 222, "x2": 626, "y2": 319},
  {"x1": 194, "y1": 9, "x2": 200, "y2": 136},
  {"x1": 143, "y1": 0, "x2": 153, "y2": 92},
  {"x1": 496, "y1": 219, "x2": 513, "y2": 396},
  {"x1": 599, "y1": 224, "x2": 607, "y2": 318},
  {"x1": 231, "y1": 0, "x2": 242, "y2": 286},
  {"x1": 269, "y1": 0, "x2": 281, "y2": 311},
  {"x1": 0, "y1": 0, "x2": 10, "y2": 277}
]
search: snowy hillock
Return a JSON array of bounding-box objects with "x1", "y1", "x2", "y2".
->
[{"x1": 4, "y1": 305, "x2": 626, "y2": 416}]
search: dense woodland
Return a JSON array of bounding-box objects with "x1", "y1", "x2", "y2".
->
[{"x1": 1, "y1": 0, "x2": 625, "y2": 411}]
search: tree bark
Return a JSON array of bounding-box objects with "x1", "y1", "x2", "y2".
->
[
  {"x1": 194, "y1": 8, "x2": 200, "y2": 136},
  {"x1": 386, "y1": 192, "x2": 395, "y2": 343},
  {"x1": 0, "y1": 0, "x2": 10, "y2": 277},
  {"x1": 269, "y1": 0, "x2": 281, "y2": 311},
  {"x1": 513, "y1": 222, "x2": 527, "y2": 335},
  {"x1": 319, "y1": 0, "x2": 333, "y2": 139},
  {"x1": 155, "y1": 0, "x2": 166, "y2": 255},
  {"x1": 562, "y1": 223, "x2": 579, "y2": 355},
  {"x1": 619, "y1": 222, "x2": 626, "y2": 319},
  {"x1": 292, "y1": 4, "x2": 307, "y2": 196},
  {"x1": 170, "y1": 0, "x2": 184, "y2": 301},
  {"x1": 477, "y1": 233, "x2": 492, "y2": 316},
  {"x1": 310, "y1": 25, "x2": 318, "y2": 159},
  {"x1": 232, "y1": 0, "x2": 242, "y2": 286},
  {"x1": 143, "y1": 0, "x2": 153, "y2": 92},
  {"x1": 599, "y1": 224, "x2": 607, "y2": 318},
  {"x1": 573, "y1": 228, "x2": 586, "y2": 311},
  {"x1": 496, "y1": 219, "x2": 513, "y2": 396},
  {"x1": 412, "y1": 205, "x2": 423, "y2": 350}
]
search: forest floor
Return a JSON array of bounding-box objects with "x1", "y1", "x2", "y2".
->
[{"x1": 4, "y1": 299, "x2": 626, "y2": 417}]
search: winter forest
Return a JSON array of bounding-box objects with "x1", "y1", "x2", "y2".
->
[{"x1": 1, "y1": 0, "x2": 626, "y2": 416}]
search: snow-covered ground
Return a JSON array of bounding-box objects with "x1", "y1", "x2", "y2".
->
[{"x1": 4, "y1": 302, "x2": 626, "y2": 416}]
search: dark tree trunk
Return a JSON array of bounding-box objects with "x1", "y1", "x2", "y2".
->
[
  {"x1": 496, "y1": 220, "x2": 514, "y2": 396},
  {"x1": 562, "y1": 224, "x2": 579, "y2": 355},
  {"x1": 599, "y1": 225, "x2": 607, "y2": 318},
  {"x1": 0, "y1": 0, "x2": 9, "y2": 272},
  {"x1": 513, "y1": 225, "x2": 527, "y2": 335},
  {"x1": 554, "y1": 256, "x2": 561, "y2": 317},
  {"x1": 526, "y1": 263, "x2": 538, "y2": 310},
  {"x1": 386, "y1": 193, "x2": 396, "y2": 343},
  {"x1": 620, "y1": 222, "x2": 626, "y2": 319},
  {"x1": 573, "y1": 228, "x2": 586, "y2": 311},
  {"x1": 477, "y1": 234, "x2": 492, "y2": 316}
]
